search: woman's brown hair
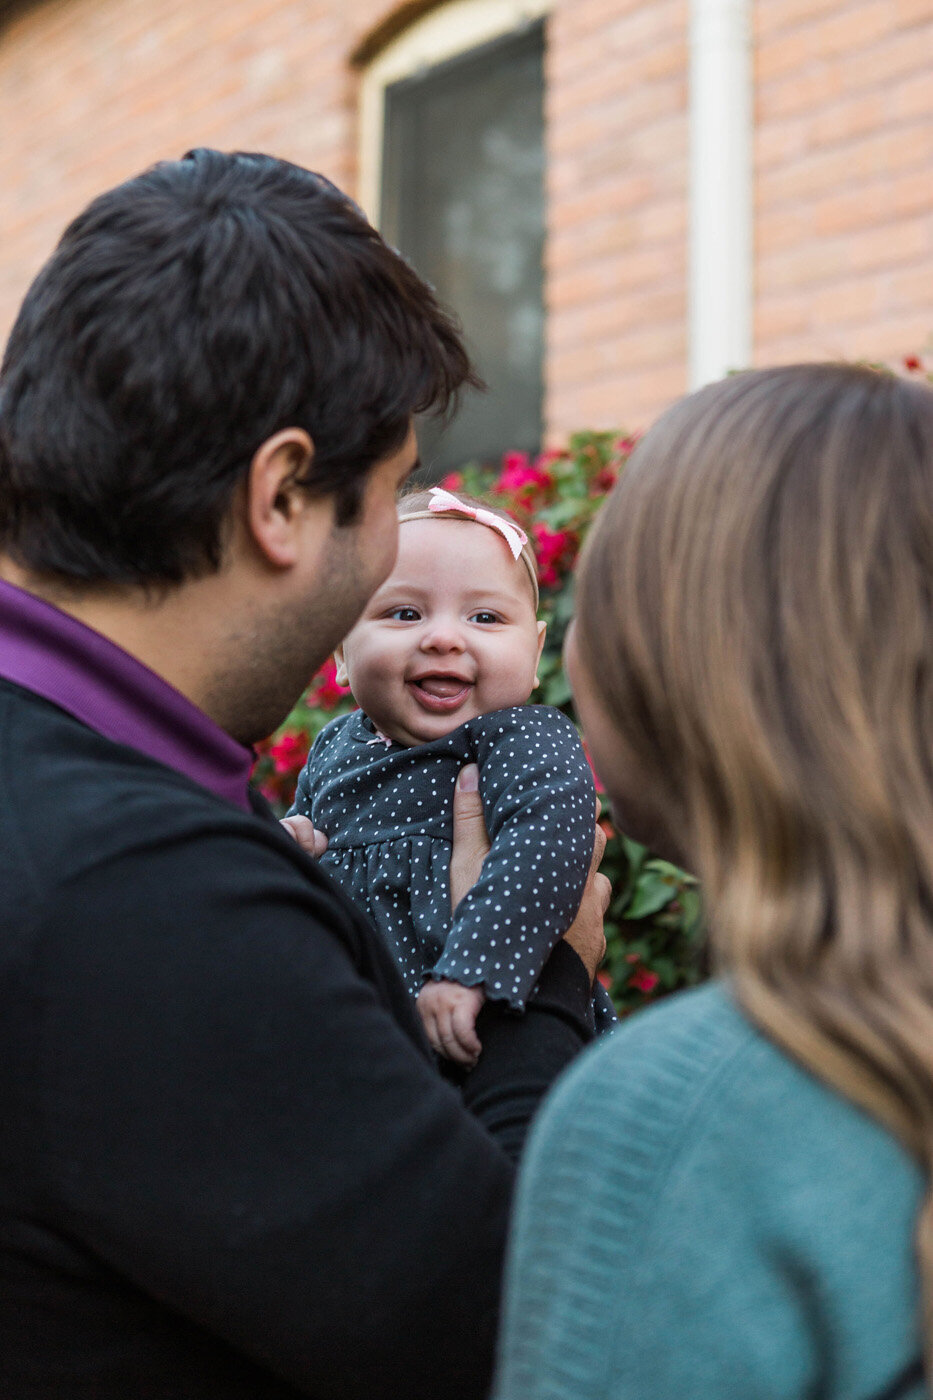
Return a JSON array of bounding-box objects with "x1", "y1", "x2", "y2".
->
[{"x1": 576, "y1": 363, "x2": 933, "y2": 1367}]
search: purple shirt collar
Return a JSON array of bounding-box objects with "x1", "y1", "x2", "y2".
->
[{"x1": 0, "y1": 576, "x2": 254, "y2": 811}]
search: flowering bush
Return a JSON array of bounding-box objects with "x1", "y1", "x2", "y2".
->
[{"x1": 253, "y1": 428, "x2": 705, "y2": 1014}]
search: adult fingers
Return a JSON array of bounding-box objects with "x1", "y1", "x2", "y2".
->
[
  {"x1": 449, "y1": 765, "x2": 491, "y2": 912},
  {"x1": 563, "y1": 819, "x2": 610, "y2": 981},
  {"x1": 280, "y1": 815, "x2": 328, "y2": 857},
  {"x1": 592, "y1": 820, "x2": 607, "y2": 869}
]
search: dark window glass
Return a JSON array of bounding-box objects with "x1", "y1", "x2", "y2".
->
[{"x1": 381, "y1": 23, "x2": 545, "y2": 476}]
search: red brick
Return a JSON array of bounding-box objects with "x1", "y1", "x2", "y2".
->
[
  {"x1": 847, "y1": 218, "x2": 930, "y2": 272},
  {"x1": 893, "y1": 0, "x2": 933, "y2": 28},
  {"x1": 811, "y1": 1, "x2": 894, "y2": 58},
  {"x1": 886, "y1": 261, "x2": 933, "y2": 313},
  {"x1": 812, "y1": 276, "x2": 885, "y2": 325},
  {"x1": 808, "y1": 90, "x2": 888, "y2": 147},
  {"x1": 755, "y1": 0, "x2": 847, "y2": 38},
  {"x1": 754, "y1": 298, "x2": 811, "y2": 341},
  {"x1": 756, "y1": 117, "x2": 810, "y2": 169},
  {"x1": 842, "y1": 25, "x2": 933, "y2": 86},
  {"x1": 892, "y1": 67, "x2": 933, "y2": 120}
]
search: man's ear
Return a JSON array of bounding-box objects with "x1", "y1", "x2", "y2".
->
[
  {"x1": 533, "y1": 620, "x2": 547, "y2": 686},
  {"x1": 334, "y1": 646, "x2": 349, "y2": 687},
  {"x1": 245, "y1": 428, "x2": 320, "y2": 567}
]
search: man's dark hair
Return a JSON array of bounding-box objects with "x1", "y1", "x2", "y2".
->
[{"x1": 0, "y1": 149, "x2": 479, "y2": 584}]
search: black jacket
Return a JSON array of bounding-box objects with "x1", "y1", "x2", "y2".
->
[{"x1": 0, "y1": 678, "x2": 593, "y2": 1399}]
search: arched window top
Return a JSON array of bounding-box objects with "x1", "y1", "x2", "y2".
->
[
  {"x1": 357, "y1": 0, "x2": 549, "y2": 474},
  {"x1": 357, "y1": 0, "x2": 550, "y2": 223}
]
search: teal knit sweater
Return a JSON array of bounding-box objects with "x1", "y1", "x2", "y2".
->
[{"x1": 494, "y1": 983, "x2": 926, "y2": 1400}]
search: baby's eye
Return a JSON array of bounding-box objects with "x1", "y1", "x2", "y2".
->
[
  {"x1": 387, "y1": 605, "x2": 421, "y2": 622},
  {"x1": 469, "y1": 610, "x2": 502, "y2": 625}
]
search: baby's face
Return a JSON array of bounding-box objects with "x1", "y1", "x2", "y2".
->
[{"x1": 337, "y1": 517, "x2": 546, "y2": 747}]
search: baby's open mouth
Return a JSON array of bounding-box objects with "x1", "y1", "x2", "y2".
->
[
  {"x1": 413, "y1": 675, "x2": 470, "y2": 698},
  {"x1": 408, "y1": 675, "x2": 473, "y2": 711}
]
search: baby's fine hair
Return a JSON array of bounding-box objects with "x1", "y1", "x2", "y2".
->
[{"x1": 397, "y1": 487, "x2": 540, "y2": 609}]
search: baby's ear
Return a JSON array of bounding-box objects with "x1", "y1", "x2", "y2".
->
[
  {"x1": 334, "y1": 647, "x2": 349, "y2": 686},
  {"x1": 533, "y1": 620, "x2": 547, "y2": 685}
]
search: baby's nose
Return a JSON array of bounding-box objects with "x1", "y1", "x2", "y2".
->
[{"x1": 420, "y1": 618, "x2": 466, "y2": 652}]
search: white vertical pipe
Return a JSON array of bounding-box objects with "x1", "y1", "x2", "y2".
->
[{"x1": 688, "y1": 0, "x2": 753, "y2": 389}]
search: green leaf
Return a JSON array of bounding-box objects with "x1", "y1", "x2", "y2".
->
[
  {"x1": 541, "y1": 672, "x2": 572, "y2": 707},
  {"x1": 620, "y1": 834, "x2": 647, "y2": 870},
  {"x1": 642, "y1": 857, "x2": 693, "y2": 882},
  {"x1": 540, "y1": 499, "x2": 586, "y2": 530},
  {"x1": 678, "y1": 887, "x2": 705, "y2": 939},
  {"x1": 625, "y1": 872, "x2": 678, "y2": 920}
]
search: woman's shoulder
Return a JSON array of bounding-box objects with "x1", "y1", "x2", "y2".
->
[
  {"x1": 527, "y1": 982, "x2": 755, "y2": 1160},
  {"x1": 528, "y1": 980, "x2": 921, "y2": 1197},
  {"x1": 503, "y1": 989, "x2": 924, "y2": 1400}
]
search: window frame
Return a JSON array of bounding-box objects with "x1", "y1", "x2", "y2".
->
[{"x1": 357, "y1": 0, "x2": 551, "y2": 227}]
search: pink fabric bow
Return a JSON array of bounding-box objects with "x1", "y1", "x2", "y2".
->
[{"x1": 427, "y1": 487, "x2": 528, "y2": 560}]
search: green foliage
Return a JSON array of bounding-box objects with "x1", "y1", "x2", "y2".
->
[{"x1": 253, "y1": 427, "x2": 707, "y2": 1015}]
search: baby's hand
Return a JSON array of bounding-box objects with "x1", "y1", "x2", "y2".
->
[
  {"x1": 417, "y1": 980, "x2": 486, "y2": 1066},
  {"x1": 279, "y1": 815, "x2": 328, "y2": 859}
]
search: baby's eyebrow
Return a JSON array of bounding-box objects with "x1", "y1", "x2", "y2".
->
[
  {"x1": 462, "y1": 586, "x2": 525, "y2": 606},
  {"x1": 371, "y1": 581, "x2": 428, "y2": 599}
]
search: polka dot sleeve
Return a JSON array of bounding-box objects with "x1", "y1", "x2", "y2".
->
[{"x1": 429, "y1": 707, "x2": 596, "y2": 1011}]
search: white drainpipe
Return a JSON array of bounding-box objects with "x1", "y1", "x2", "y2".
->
[{"x1": 688, "y1": 0, "x2": 753, "y2": 389}]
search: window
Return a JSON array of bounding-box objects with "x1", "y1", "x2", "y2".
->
[{"x1": 359, "y1": 4, "x2": 548, "y2": 475}]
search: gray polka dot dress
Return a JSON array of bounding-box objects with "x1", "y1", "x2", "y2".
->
[{"x1": 289, "y1": 705, "x2": 616, "y2": 1030}]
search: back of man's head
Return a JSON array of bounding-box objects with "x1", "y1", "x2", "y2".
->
[{"x1": 0, "y1": 149, "x2": 476, "y2": 586}]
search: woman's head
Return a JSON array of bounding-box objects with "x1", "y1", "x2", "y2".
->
[
  {"x1": 335, "y1": 489, "x2": 545, "y2": 747},
  {"x1": 576, "y1": 364, "x2": 933, "y2": 1150},
  {"x1": 577, "y1": 362, "x2": 933, "y2": 1373},
  {"x1": 577, "y1": 364, "x2": 933, "y2": 926}
]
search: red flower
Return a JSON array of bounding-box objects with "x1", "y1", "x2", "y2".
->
[
  {"x1": 532, "y1": 522, "x2": 574, "y2": 588},
  {"x1": 593, "y1": 464, "x2": 618, "y2": 495},
  {"x1": 628, "y1": 967, "x2": 660, "y2": 994},
  {"x1": 597, "y1": 969, "x2": 613, "y2": 991},
  {"x1": 268, "y1": 730, "x2": 308, "y2": 775},
  {"x1": 534, "y1": 449, "x2": 564, "y2": 471},
  {"x1": 312, "y1": 657, "x2": 352, "y2": 710},
  {"x1": 439, "y1": 471, "x2": 464, "y2": 491},
  {"x1": 904, "y1": 355, "x2": 922, "y2": 372},
  {"x1": 495, "y1": 451, "x2": 554, "y2": 507},
  {"x1": 581, "y1": 737, "x2": 605, "y2": 795}
]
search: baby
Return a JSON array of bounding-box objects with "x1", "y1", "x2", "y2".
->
[{"x1": 287, "y1": 487, "x2": 615, "y2": 1062}]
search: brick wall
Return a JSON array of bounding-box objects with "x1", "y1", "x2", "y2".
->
[
  {"x1": 545, "y1": 0, "x2": 689, "y2": 438},
  {"x1": 0, "y1": 0, "x2": 930, "y2": 441},
  {"x1": 755, "y1": 0, "x2": 933, "y2": 367},
  {"x1": 0, "y1": 0, "x2": 388, "y2": 347}
]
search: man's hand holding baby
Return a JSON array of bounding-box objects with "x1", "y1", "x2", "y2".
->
[
  {"x1": 280, "y1": 815, "x2": 329, "y2": 858},
  {"x1": 417, "y1": 980, "x2": 486, "y2": 1065}
]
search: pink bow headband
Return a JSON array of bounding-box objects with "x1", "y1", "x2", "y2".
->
[
  {"x1": 398, "y1": 487, "x2": 539, "y2": 608},
  {"x1": 428, "y1": 486, "x2": 527, "y2": 557}
]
